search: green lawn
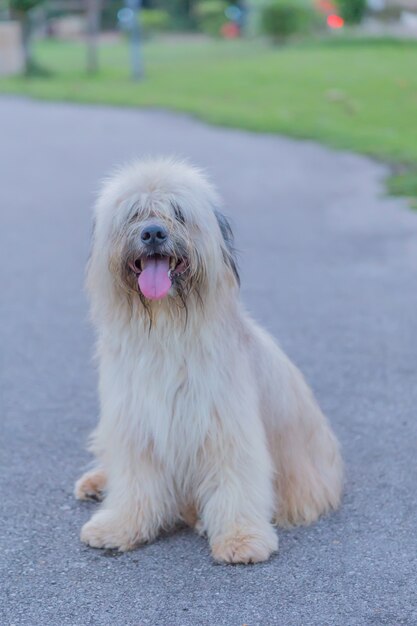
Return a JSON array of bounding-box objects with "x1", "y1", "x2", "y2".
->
[{"x1": 1, "y1": 37, "x2": 417, "y2": 201}]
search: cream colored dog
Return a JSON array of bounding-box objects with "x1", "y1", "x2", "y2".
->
[{"x1": 75, "y1": 158, "x2": 343, "y2": 564}]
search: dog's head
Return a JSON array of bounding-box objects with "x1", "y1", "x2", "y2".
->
[{"x1": 89, "y1": 158, "x2": 239, "y2": 319}]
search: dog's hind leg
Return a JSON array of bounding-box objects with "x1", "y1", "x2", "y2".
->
[
  {"x1": 250, "y1": 326, "x2": 343, "y2": 527},
  {"x1": 180, "y1": 503, "x2": 200, "y2": 529},
  {"x1": 74, "y1": 467, "x2": 107, "y2": 502},
  {"x1": 269, "y1": 368, "x2": 343, "y2": 527}
]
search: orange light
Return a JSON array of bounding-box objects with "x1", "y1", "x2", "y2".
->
[
  {"x1": 327, "y1": 14, "x2": 344, "y2": 28},
  {"x1": 221, "y1": 22, "x2": 240, "y2": 39}
]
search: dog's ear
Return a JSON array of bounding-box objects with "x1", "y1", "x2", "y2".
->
[{"x1": 214, "y1": 210, "x2": 240, "y2": 286}]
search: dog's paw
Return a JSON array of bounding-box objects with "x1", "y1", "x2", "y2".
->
[
  {"x1": 80, "y1": 511, "x2": 139, "y2": 551},
  {"x1": 74, "y1": 468, "x2": 107, "y2": 502},
  {"x1": 275, "y1": 500, "x2": 324, "y2": 528},
  {"x1": 211, "y1": 524, "x2": 278, "y2": 564}
]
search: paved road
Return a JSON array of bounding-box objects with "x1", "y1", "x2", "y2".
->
[{"x1": 1, "y1": 97, "x2": 416, "y2": 626}]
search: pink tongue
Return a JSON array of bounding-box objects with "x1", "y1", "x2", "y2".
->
[{"x1": 138, "y1": 257, "x2": 172, "y2": 300}]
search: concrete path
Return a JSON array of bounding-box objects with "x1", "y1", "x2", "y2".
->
[{"x1": 1, "y1": 97, "x2": 416, "y2": 626}]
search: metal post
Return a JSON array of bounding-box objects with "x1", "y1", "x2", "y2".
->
[{"x1": 128, "y1": 0, "x2": 143, "y2": 81}]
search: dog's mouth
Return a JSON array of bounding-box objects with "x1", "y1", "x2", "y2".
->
[{"x1": 129, "y1": 254, "x2": 188, "y2": 301}]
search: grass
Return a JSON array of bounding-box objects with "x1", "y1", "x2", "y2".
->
[
  {"x1": 387, "y1": 171, "x2": 417, "y2": 208},
  {"x1": 1, "y1": 36, "x2": 417, "y2": 201}
]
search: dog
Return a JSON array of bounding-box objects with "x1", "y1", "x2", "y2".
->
[{"x1": 75, "y1": 157, "x2": 343, "y2": 564}]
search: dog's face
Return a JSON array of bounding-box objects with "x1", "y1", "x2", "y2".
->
[
  {"x1": 91, "y1": 159, "x2": 239, "y2": 311},
  {"x1": 115, "y1": 200, "x2": 205, "y2": 304}
]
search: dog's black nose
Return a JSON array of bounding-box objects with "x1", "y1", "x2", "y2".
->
[{"x1": 141, "y1": 224, "x2": 168, "y2": 245}]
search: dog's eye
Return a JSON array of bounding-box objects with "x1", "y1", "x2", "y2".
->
[{"x1": 173, "y1": 204, "x2": 185, "y2": 225}]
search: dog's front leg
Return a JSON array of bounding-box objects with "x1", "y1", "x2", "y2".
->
[
  {"x1": 80, "y1": 451, "x2": 176, "y2": 552},
  {"x1": 199, "y1": 409, "x2": 278, "y2": 564}
]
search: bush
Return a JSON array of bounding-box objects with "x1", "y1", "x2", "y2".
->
[
  {"x1": 337, "y1": 0, "x2": 366, "y2": 25},
  {"x1": 157, "y1": 0, "x2": 196, "y2": 31},
  {"x1": 195, "y1": 0, "x2": 228, "y2": 37},
  {"x1": 261, "y1": 1, "x2": 316, "y2": 43},
  {"x1": 105, "y1": 4, "x2": 169, "y2": 38},
  {"x1": 141, "y1": 8, "x2": 170, "y2": 37}
]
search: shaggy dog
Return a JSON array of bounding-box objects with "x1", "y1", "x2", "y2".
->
[{"x1": 75, "y1": 158, "x2": 343, "y2": 564}]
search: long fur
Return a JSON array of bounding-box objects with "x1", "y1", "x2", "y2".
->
[{"x1": 75, "y1": 158, "x2": 343, "y2": 564}]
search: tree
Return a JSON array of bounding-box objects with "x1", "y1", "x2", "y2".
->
[
  {"x1": 337, "y1": 0, "x2": 366, "y2": 24},
  {"x1": 10, "y1": 0, "x2": 44, "y2": 74}
]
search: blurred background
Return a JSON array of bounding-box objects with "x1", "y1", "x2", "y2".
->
[
  {"x1": 0, "y1": 0, "x2": 416, "y2": 202},
  {"x1": 2, "y1": 2, "x2": 417, "y2": 624}
]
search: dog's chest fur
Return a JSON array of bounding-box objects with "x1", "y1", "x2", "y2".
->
[{"x1": 100, "y1": 311, "x2": 244, "y2": 476}]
